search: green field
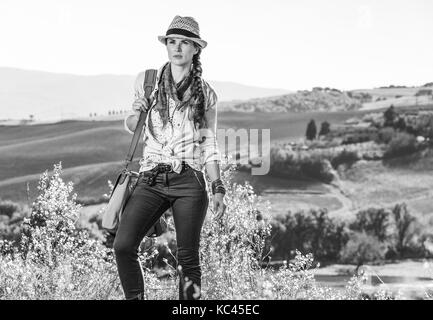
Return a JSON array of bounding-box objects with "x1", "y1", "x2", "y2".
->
[
  {"x1": 0, "y1": 110, "x2": 366, "y2": 176},
  {"x1": 0, "y1": 109, "x2": 371, "y2": 203},
  {"x1": 1, "y1": 109, "x2": 433, "y2": 220},
  {"x1": 340, "y1": 151, "x2": 433, "y2": 218}
]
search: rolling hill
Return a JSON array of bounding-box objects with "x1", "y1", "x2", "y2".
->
[
  {"x1": 219, "y1": 85, "x2": 433, "y2": 113},
  {"x1": 220, "y1": 88, "x2": 362, "y2": 112},
  {"x1": 0, "y1": 109, "x2": 385, "y2": 203},
  {"x1": 0, "y1": 67, "x2": 291, "y2": 121}
]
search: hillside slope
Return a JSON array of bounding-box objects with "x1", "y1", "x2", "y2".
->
[
  {"x1": 0, "y1": 110, "x2": 372, "y2": 203},
  {"x1": 220, "y1": 88, "x2": 362, "y2": 112},
  {"x1": 0, "y1": 161, "x2": 125, "y2": 202},
  {"x1": 219, "y1": 85, "x2": 433, "y2": 113}
]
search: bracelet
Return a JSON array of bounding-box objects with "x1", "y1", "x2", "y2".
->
[
  {"x1": 213, "y1": 187, "x2": 226, "y2": 195},
  {"x1": 211, "y1": 178, "x2": 226, "y2": 195}
]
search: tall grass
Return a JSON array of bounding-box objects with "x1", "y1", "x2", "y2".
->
[{"x1": 0, "y1": 162, "x2": 403, "y2": 300}]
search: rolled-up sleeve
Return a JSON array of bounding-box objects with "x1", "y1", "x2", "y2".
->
[
  {"x1": 199, "y1": 83, "x2": 222, "y2": 164},
  {"x1": 124, "y1": 113, "x2": 136, "y2": 135},
  {"x1": 124, "y1": 71, "x2": 147, "y2": 135}
]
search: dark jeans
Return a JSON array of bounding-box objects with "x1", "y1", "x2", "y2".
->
[{"x1": 113, "y1": 165, "x2": 209, "y2": 300}]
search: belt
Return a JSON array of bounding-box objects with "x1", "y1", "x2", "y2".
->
[
  {"x1": 139, "y1": 161, "x2": 190, "y2": 186},
  {"x1": 140, "y1": 161, "x2": 190, "y2": 175}
]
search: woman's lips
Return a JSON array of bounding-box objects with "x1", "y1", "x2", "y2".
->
[{"x1": 173, "y1": 55, "x2": 182, "y2": 58}]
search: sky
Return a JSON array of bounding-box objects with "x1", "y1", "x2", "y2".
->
[{"x1": 0, "y1": 0, "x2": 432, "y2": 91}]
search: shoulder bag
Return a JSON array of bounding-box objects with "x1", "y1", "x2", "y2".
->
[{"x1": 102, "y1": 69, "x2": 167, "y2": 237}]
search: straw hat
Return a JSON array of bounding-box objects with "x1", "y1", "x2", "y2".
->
[{"x1": 158, "y1": 15, "x2": 207, "y2": 49}]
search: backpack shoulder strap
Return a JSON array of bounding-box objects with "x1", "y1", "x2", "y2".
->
[{"x1": 124, "y1": 69, "x2": 157, "y2": 167}]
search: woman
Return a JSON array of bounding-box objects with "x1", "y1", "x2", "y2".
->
[{"x1": 113, "y1": 15, "x2": 226, "y2": 300}]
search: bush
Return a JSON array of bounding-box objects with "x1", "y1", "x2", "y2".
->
[
  {"x1": 362, "y1": 112, "x2": 384, "y2": 127},
  {"x1": 269, "y1": 148, "x2": 337, "y2": 183},
  {"x1": 299, "y1": 158, "x2": 336, "y2": 183},
  {"x1": 415, "y1": 89, "x2": 433, "y2": 97},
  {"x1": 200, "y1": 165, "x2": 274, "y2": 299},
  {"x1": 0, "y1": 163, "x2": 123, "y2": 300},
  {"x1": 269, "y1": 209, "x2": 349, "y2": 264},
  {"x1": 384, "y1": 132, "x2": 417, "y2": 158},
  {"x1": 341, "y1": 132, "x2": 374, "y2": 145},
  {"x1": 0, "y1": 200, "x2": 19, "y2": 218},
  {"x1": 340, "y1": 232, "x2": 388, "y2": 265},
  {"x1": 384, "y1": 105, "x2": 398, "y2": 127},
  {"x1": 376, "y1": 127, "x2": 395, "y2": 144},
  {"x1": 0, "y1": 215, "x2": 25, "y2": 243},
  {"x1": 75, "y1": 196, "x2": 108, "y2": 206},
  {"x1": 330, "y1": 150, "x2": 360, "y2": 169},
  {"x1": 0, "y1": 201, "x2": 28, "y2": 242}
]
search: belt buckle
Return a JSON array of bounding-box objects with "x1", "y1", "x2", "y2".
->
[{"x1": 158, "y1": 163, "x2": 172, "y2": 173}]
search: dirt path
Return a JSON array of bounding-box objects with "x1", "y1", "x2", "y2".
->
[{"x1": 322, "y1": 181, "x2": 358, "y2": 220}]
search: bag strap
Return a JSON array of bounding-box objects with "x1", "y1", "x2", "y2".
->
[{"x1": 124, "y1": 69, "x2": 158, "y2": 169}]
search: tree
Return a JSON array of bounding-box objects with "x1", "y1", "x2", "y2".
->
[
  {"x1": 319, "y1": 121, "x2": 331, "y2": 136},
  {"x1": 395, "y1": 117, "x2": 406, "y2": 131},
  {"x1": 391, "y1": 203, "x2": 416, "y2": 257},
  {"x1": 108, "y1": 111, "x2": 112, "y2": 115},
  {"x1": 383, "y1": 105, "x2": 398, "y2": 127},
  {"x1": 29, "y1": 114, "x2": 34, "y2": 122},
  {"x1": 306, "y1": 119, "x2": 317, "y2": 140}
]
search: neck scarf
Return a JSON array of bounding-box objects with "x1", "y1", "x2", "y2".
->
[{"x1": 152, "y1": 62, "x2": 194, "y2": 128}]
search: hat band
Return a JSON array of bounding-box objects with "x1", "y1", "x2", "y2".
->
[{"x1": 166, "y1": 28, "x2": 200, "y2": 39}]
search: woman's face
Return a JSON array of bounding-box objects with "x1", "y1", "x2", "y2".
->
[{"x1": 166, "y1": 37, "x2": 199, "y2": 67}]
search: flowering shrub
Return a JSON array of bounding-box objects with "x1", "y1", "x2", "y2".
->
[
  {"x1": 200, "y1": 164, "x2": 273, "y2": 299},
  {"x1": 0, "y1": 163, "x2": 123, "y2": 300},
  {"x1": 0, "y1": 162, "x2": 405, "y2": 300}
]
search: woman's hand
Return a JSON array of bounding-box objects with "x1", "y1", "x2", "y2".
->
[
  {"x1": 213, "y1": 193, "x2": 226, "y2": 220},
  {"x1": 132, "y1": 97, "x2": 151, "y2": 118}
]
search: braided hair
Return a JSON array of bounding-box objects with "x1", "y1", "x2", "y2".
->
[{"x1": 190, "y1": 47, "x2": 208, "y2": 129}]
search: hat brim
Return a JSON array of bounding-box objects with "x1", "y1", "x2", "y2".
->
[{"x1": 158, "y1": 34, "x2": 207, "y2": 49}]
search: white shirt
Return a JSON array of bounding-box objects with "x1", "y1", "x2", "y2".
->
[{"x1": 124, "y1": 65, "x2": 221, "y2": 174}]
